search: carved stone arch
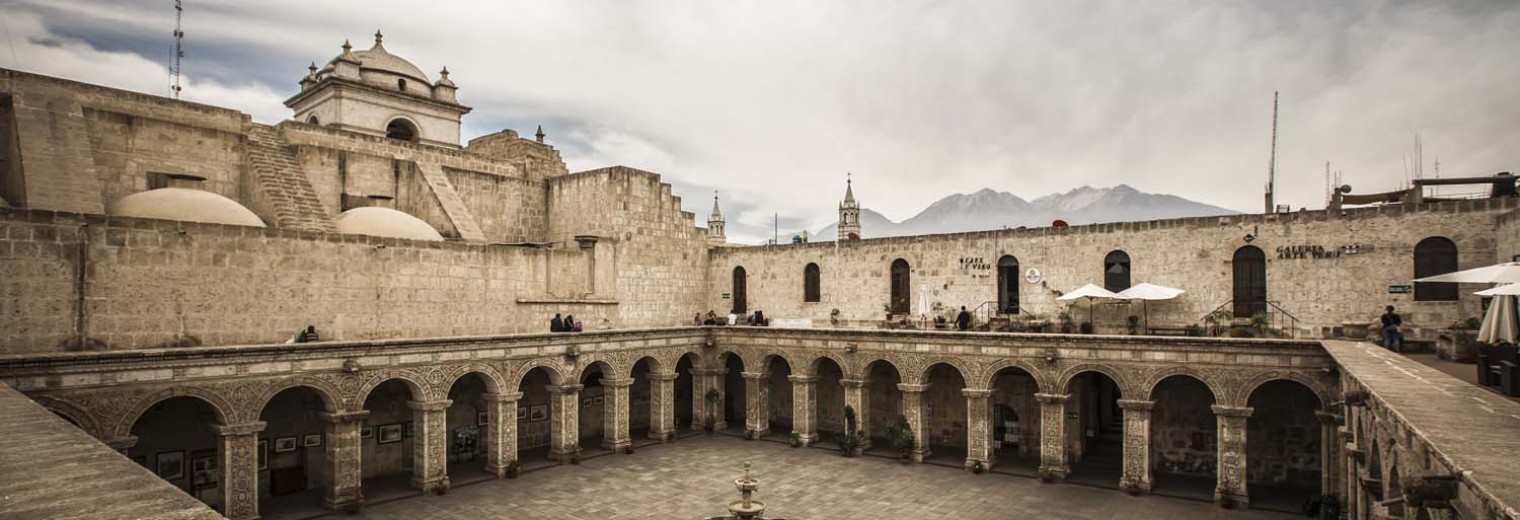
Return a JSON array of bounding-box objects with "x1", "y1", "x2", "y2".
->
[
  {"x1": 1054, "y1": 363, "x2": 1135, "y2": 397},
  {"x1": 627, "y1": 354, "x2": 667, "y2": 378},
  {"x1": 856, "y1": 356, "x2": 905, "y2": 381},
  {"x1": 441, "y1": 363, "x2": 507, "y2": 395},
  {"x1": 31, "y1": 394, "x2": 104, "y2": 438},
  {"x1": 407, "y1": 365, "x2": 459, "y2": 401},
  {"x1": 757, "y1": 350, "x2": 798, "y2": 375},
  {"x1": 713, "y1": 349, "x2": 753, "y2": 372},
  {"x1": 1236, "y1": 370, "x2": 1332, "y2": 408},
  {"x1": 507, "y1": 358, "x2": 569, "y2": 389},
  {"x1": 354, "y1": 371, "x2": 428, "y2": 407},
  {"x1": 1140, "y1": 365, "x2": 1224, "y2": 402},
  {"x1": 917, "y1": 357, "x2": 976, "y2": 387},
  {"x1": 800, "y1": 350, "x2": 849, "y2": 378},
  {"x1": 984, "y1": 358, "x2": 1050, "y2": 394},
  {"x1": 253, "y1": 377, "x2": 344, "y2": 418},
  {"x1": 114, "y1": 385, "x2": 237, "y2": 439},
  {"x1": 573, "y1": 359, "x2": 618, "y2": 383}
]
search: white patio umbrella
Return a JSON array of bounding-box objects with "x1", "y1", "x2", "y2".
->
[
  {"x1": 1115, "y1": 283, "x2": 1186, "y2": 332},
  {"x1": 1475, "y1": 284, "x2": 1520, "y2": 296},
  {"x1": 1415, "y1": 262, "x2": 1520, "y2": 283},
  {"x1": 1057, "y1": 284, "x2": 1119, "y2": 329},
  {"x1": 1478, "y1": 294, "x2": 1518, "y2": 344}
]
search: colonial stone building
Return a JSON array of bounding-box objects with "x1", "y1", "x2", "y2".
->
[{"x1": 0, "y1": 34, "x2": 1516, "y2": 520}]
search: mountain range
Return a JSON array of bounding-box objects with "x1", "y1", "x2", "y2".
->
[{"x1": 811, "y1": 185, "x2": 1237, "y2": 240}]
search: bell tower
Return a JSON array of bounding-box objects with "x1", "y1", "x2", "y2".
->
[
  {"x1": 708, "y1": 191, "x2": 727, "y2": 246},
  {"x1": 838, "y1": 173, "x2": 860, "y2": 241}
]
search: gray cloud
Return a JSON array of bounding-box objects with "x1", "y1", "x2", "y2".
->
[{"x1": 4, "y1": 0, "x2": 1517, "y2": 244}]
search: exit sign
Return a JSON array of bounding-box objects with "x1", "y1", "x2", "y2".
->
[{"x1": 1388, "y1": 285, "x2": 1413, "y2": 294}]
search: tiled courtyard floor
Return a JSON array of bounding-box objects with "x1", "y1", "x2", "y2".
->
[{"x1": 347, "y1": 435, "x2": 1295, "y2": 519}]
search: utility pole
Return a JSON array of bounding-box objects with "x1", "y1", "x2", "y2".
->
[{"x1": 1264, "y1": 91, "x2": 1278, "y2": 214}]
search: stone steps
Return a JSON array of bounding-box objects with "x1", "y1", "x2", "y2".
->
[{"x1": 245, "y1": 125, "x2": 334, "y2": 233}]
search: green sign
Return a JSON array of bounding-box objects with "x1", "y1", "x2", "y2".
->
[{"x1": 1388, "y1": 284, "x2": 1413, "y2": 294}]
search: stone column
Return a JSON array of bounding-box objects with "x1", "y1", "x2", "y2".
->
[
  {"x1": 408, "y1": 399, "x2": 452, "y2": 493},
  {"x1": 482, "y1": 392, "x2": 521, "y2": 477},
  {"x1": 742, "y1": 372, "x2": 770, "y2": 437},
  {"x1": 1342, "y1": 428, "x2": 1361, "y2": 520},
  {"x1": 214, "y1": 421, "x2": 264, "y2": 520},
  {"x1": 547, "y1": 384, "x2": 582, "y2": 461},
  {"x1": 841, "y1": 378, "x2": 871, "y2": 450},
  {"x1": 1117, "y1": 399, "x2": 1154, "y2": 493},
  {"x1": 1213, "y1": 404, "x2": 1253, "y2": 508},
  {"x1": 603, "y1": 378, "x2": 634, "y2": 451},
  {"x1": 1036, "y1": 392, "x2": 1070, "y2": 480},
  {"x1": 691, "y1": 368, "x2": 727, "y2": 431},
  {"x1": 898, "y1": 383, "x2": 931, "y2": 461},
  {"x1": 1317, "y1": 413, "x2": 1341, "y2": 501},
  {"x1": 648, "y1": 372, "x2": 677, "y2": 441},
  {"x1": 963, "y1": 388, "x2": 993, "y2": 471},
  {"x1": 320, "y1": 410, "x2": 368, "y2": 510},
  {"x1": 789, "y1": 375, "x2": 818, "y2": 445}
]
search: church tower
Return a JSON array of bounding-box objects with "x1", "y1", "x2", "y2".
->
[
  {"x1": 708, "y1": 191, "x2": 727, "y2": 246},
  {"x1": 839, "y1": 174, "x2": 861, "y2": 241}
]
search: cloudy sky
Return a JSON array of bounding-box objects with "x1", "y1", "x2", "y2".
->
[{"x1": 3, "y1": 1, "x2": 1516, "y2": 243}]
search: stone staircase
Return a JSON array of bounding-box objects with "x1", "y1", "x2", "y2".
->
[
  {"x1": 412, "y1": 162, "x2": 486, "y2": 242},
  {"x1": 245, "y1": 125, "x2": 334, "y2": 232}
]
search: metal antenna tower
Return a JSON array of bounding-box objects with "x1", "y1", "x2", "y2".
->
[
  {"x1": 1264, "y1": 91, "x2": 1278, "y2": 213},
  {"x1": 170, "y1": 0, "x2": 185, "y2": 99}
]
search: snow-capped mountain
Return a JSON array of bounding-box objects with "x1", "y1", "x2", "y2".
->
[{"x1": 813, "y1": 185, "x2": 1236, "y2": 240}]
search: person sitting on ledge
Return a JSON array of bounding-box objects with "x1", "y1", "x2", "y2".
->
[
  {"x1": 563, "y1": 314, "x2": 576, "y2": 333},
  {"x1": 551, "y1": 313, "x2": 565, "y2": 333},
  {"x1": 704, "y1": 310, "x2": 718, "y2": 326},
  {"x1": 753, "y1": 310, "x2": 768, "y2": 327}
]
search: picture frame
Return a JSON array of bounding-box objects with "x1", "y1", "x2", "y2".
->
[
  {"x1": 274, "y1": 437, "x2": 298, "y2": 453},
  {"x1": 360, "y1": 426, "x2": 374, "y2": 439},
  {"x1": 593, "y1": 396, "x2": 604, "y2": 405},
  {"x1": 191, "y1": 450, "x2": 217, "y2": 486},
  {"x1": 517, "y1": 406, "x2": 527, "y2": 420},
  {"x1": 257, "y1": 440, "x2": 268, "y2": 470},
  {"x1": 477, "y1": 411, "x2": 489, "y2": 426},
  {"x1": 156, "y1": 450, "x2": 185, "y2": 480},
  {"x1": 303, "y1": 433, "x2": 323, "y2": 448},
  {"x1": 405, "y1": 421, "x2": 414, "y2": 439},
  {"x1": 582, "y1": 397, "x2": 592, "y2": 408},
  {"x1": 378, "y1": 424, "x2": 402, "y2": 444},
  {"x1": 529, "y1": 404, "x2": 548, "y2": 422}
]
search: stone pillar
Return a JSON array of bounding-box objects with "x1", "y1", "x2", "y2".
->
[
  {"x1": 648, "y1": 372, "x2": 678, "y2": 441},
  {"x1": 603, "y1": 378, "x2": 634, "y2": 450},
  {"x1": 1036, "y1": 392, "x2": 1070, "y2": 480},
  {"x1": 408, "y1": 399, "x2": 452, "y2": 493},
  {"x1": 841, "y1": 378, "x2": 871, "y2": 450},
  {"x1": 1117, "y1": 399, "x2": 1154, "y2": 493},
  {"x1": 742, "y1": 372, "x2": 770, "y2": 436},
  {"x1": 1213, "y1": 404, "x2": 1253, "y2": 508},
  {"x1": 691, "y1": 368, "x2": 727, "y2": 431},
  {"x1": 320, "y1": 410, "x2": 367, "y2": 510},
  {"x1": 963, "y1": 388, "x2": 993, "y2": 471},
  {"x1": 1318, "y1": 413, "x2": 1341, "y2": 502},
  {"x1": 1342, "y1": 429, "x2": 1361, "y2": 520},
  {"x1": 483, "y1": 392, "x2": 521, "y2": 477},
  {"x1": 789, "y1": 375, "x2": 818, "y2": 445},
  {"x1": 547, "y1": 384, "x2": 582, "y2": 461},
  {"x1": 214, "y1": 421, "x2": 264, "y2": 520},
  {"x1": 898, "y1": 383, "x2": 931, "y2": 461}
]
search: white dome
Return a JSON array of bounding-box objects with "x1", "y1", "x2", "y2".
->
[
  {"x1": 336, "y1": 207, "x2": 444, "y2": 241},
  {"x1": 107, "y1": 188, "x2": 266, "y2": 227}
]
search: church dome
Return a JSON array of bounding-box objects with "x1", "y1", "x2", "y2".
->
[
  {"x1": 350, "y1": 33, "x2": 430, "y2": 84},
  {"x1": 107, "y1": 188, "x2": 267, "y2": 227},
  {"x1": 335, "y1": 207, "x2": 444, "y2": 241}
]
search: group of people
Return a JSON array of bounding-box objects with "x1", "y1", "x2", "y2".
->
[
  {"x1": 693, "y1": 310, "x2": 769, "y2": 326},
  {"x1": 550, "y1": 313, "x2": 584, "y2": 333}
]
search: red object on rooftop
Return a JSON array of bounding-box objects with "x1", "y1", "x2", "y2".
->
[{"x1": 1052, "y1": 220, "x2": 1068, "y2": 228}]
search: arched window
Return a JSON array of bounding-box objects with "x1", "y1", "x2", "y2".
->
[
  {"x1": 890, "y1": 259, "x2": 911, "y2": 314},
  {"x1": 397, "y1": 78, "x2": 407, "y2": 92},
  {"x1": 732, "y1": 266, "x2": 748, "y2": 314},
  {"x1": 1103, "y1": 250, "x2": 1131, "y2": 292},
  {"x1": 1233, "y1": 245, "x2": 1267, "y2": 317},
  {"x1": 385, "y1": 118, "x2": 418, "y2": 142},
  {"x1": 1414, "y1": 237, "x2": 1458, "y2": 301},
  {"x1": 803, "y1": 263, "x2": 821, "y2": 303},
  {"x1": 997, "y1": 255, "x2": 1020, "y2": 314},
  {"x1": 306, "y1": 114, "x2": 320, "y2": 125}
]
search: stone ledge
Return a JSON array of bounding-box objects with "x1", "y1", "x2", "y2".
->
[{"x1": 516, "y1": 298, "x2": 620, "y2": 305}]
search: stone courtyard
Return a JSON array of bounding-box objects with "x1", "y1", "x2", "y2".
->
[{"x1": 348, "y1": 436, "x2": 1293, "y2": 520}]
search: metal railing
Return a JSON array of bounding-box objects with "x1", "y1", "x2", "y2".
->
[{"x1": 1201, "y1": 300, "x2": 1300, "y2": 338}]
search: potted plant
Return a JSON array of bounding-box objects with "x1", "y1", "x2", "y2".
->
[
  {"x1": 835, "y1": 405, "x2": 863, "y2": 457},
  {"x1": 742, "y1": 429, "x2": 755, "y2": 441},
  {"x1": 1058, "y1": 311, "x2": 1075, "y2": 333},
  {"x1": 340, "y1": 491, "x2": 365, "y2": 515},
  {"x1": 1454, "y1": 335, "x2": 1478, "y2": 364},
  {"x1": 884, "y1": 303, "x2": 893, "y2": 321},
  {"x1": 505, "y1": 459, "x2": 521, "y2": 479},
  {"x1": 567, "y1": 443, "x2": 583, "y2": 465},
  {"x1": 830, "y1": 308, "x2": 841, "y2": 327},
  {"x1": 1079, "y1": 322, "x2": 1095, "y2": 335},
  {"x1": 1440, "y1": 318, "x2": 1481, "y2": 362},
  {"x1": 1038, "y1": 465, "x2": 1058, "y2": 483},
  {"x1": 1184, "y1": 324, "x2": 1205, "y2": 337},
  {"x1": 788, "y1": 430, "x2": 802, "y2": 448},
  {"x1": 970, "y1": 460, "x2": 984, "y2": 474},
  {"x1": 623, "y1": 443, "x2": 636, "y2": 455},
  {"x1": 1249, "y1": 311, "x2": 1271, "y2": 337},
  {"x1": 882, "y1": 414, "x2": 916, "y2": 462},
  {"x1": 703, "y1": 388, "x2": 720, "y2": 434}
]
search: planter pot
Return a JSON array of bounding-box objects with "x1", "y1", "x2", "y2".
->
[{"x1": 1342, "y1": 322, "x2": 1370, "y2": 340}]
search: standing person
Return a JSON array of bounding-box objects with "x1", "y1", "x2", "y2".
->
[
  {"x1": 563, "y1": 314, "x2": 575, "y2": 334},
  {"x1": 551, "y1": 313, "x2": 564, "y2": 333},
  {"x1": 1381, "y1": 305, "x2": 1403, "y2": 351},
  {"x1": 956, "y1": 306, "x2": 972, "y2": 331}
]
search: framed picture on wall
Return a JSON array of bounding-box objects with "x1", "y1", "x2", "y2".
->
[
  {"x1": 378, "y1": 424, "x2": 402, "y2": 444},
  {"x1": 529, "y1": 404, "x2": 548, "y2": 422},
  {"x1": 274, "y1": 437, "x2": 297, "y2": 453},
  {"x1": 303, "y1": 434, "x2": 323, "y2": 448},
  {"x1": 593, "y1": 396, "x2": 604, "y2": 405},
  {"x1": 517, "y1": 406, "x2": 527, "y2": 420},
  {"x1": 191, "y1": 451, "x2": 217, "y2": 486},
  {"x1": 477, "y1": 411, "x2": 489, "y2": 426},
  {"x1": 405, "y1": 421, "x2": 414, "y2": 438},
  {"x1": 582, "y1": 397, "x2": 592, "y2": 408},
  {"x1": 360, "y1": 427, "x2": 374, "y2": 439},
  {"x1": 156, "y1": 451, "x2": 185, "y2": 480},
  {"x1": 257, "y1": 440, "x2": 268, "y2": 470}
]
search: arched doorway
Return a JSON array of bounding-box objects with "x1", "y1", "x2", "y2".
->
[
  {"x1": 1233, "y1": 246, "x2": 1268, "y2": 317},
  {"x1": 384, "y1": 118, "x2": 418, "y2": 142},
  {"x1": 445, "y1": 373, "x2": 494, "y2": 483},
  {"x1": 1064, "y1": 371, "x2": 1123, "y2": 486},
  {"x1": 890, "y1": 259, "x2": 911, "y2": 314},
  {"x1": 988, "y1": 366, "x2": 1040, "y2": 473},
  {"x1": 128, "y1": 396, "x2": 225, "y2": 511},
  {"x1": 764, "y1": 355, "x2": 795, "y2": 438},
  {"x1": 516, "y1": 367, "x2": 562, "y2": 469},
  {"x1": 865, "y1": 360, "x2": 902, "y2": 453},
  {"x1": 997, "y1": 255, "x2": 1020, "y2": 314},
  {"x1": 1414, "y1": 237, "x2": 1458, "y2": 301},
  {"x1": 676, "y1": 354, "x2": 697, "y2": 433},
  {"x1": 358, "y1": 379, "x2": 425, "y2": 492},
  {"x1": 813, "y1": 357, "x2": 846, "y2": 445},
  {"x1": 922, "y1": 362, "x2": 967, "y2": 466},
  {"x1": 258, "y1": 387, "x2": 335, "y2": 516},
  {"x1": 578, "y1": 362, "x2": 611, "y2": 450},
  {"x1": 1246, "y1": 380, "x2": 1322, "y2": 513},
  {"x1": 630, "y1": 357, "x2": 658, "y2": 440},
  {"x1": 1149, "y1": 375, "x2": 1217, "y2": 500},
  {"x1": 723, "y1": 353, "x2": 746, "y2": 433},
  {"x1": 732, "y1": 266, "x2": 748, "y2": 315},
  {"x1": 1104, "y1": 250, "x2": 1132, "y2": 292}
]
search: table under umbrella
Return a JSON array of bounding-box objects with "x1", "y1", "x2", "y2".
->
[
  {"x1": 1114, "y1": 283, "x2": 1186, "y2": 333},
  {"x1": 1057, "y1": 284, "x2": 1118, "y2": 330}
]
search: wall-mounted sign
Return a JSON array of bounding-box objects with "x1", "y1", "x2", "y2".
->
[
  {"x1": 1024, "y1": 268, "x2": 1043, "y2": 284},
  {"x1": 959, "y1": 257, "x2": 990, "y2": 271},
  {"x1": 721, "y1": 293, "x2": 731, "y2": 299},
  {"x1": 1388, "y1": 285, "x2": 1412, "y2": 294},
  {"x1": 1276, "y1": 245, "x2": 1344, "y2": 260}
]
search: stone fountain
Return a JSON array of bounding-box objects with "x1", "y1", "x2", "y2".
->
[{"x1": 705, "y1": 462, "x2": 785, "y2": 520}]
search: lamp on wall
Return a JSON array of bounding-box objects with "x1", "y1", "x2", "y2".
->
[
  {"x1": 342, "y1": 359, "x2": 361, "y2": 375},
  {"x1": 844, "y1": 343, "x2": 858, "y2": 354}
]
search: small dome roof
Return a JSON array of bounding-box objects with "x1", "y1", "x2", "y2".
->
[
  {"x1": 336, "y1": 207, "x2": 444, "y2": 241},
  {"x1": 351, "y1": 40, "x2": 430, "y2": 84},
  {"x1": 107, "y1": 188, "x2": 266, "y2": 227}
]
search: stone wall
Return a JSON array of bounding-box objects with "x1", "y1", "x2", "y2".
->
[{"x1": 711, "y1": 200, "x2": 1516, "y2": 336}]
